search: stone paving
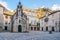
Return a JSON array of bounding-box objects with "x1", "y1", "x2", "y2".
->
[{"x1": 0, "y1": 31, "x2": 60, "y2": 40}]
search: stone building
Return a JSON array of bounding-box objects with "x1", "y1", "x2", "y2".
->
[
  {"x1": 0, "y1": 4, "x2": 4, "y2": 31},
  {"x1": 40, "y1": 10, "x2": 60, "y2": 32},
  {"x1": 25, "y1": 11, "x2": 39, "y2": 31},
  {"x1": 10, "y1": 2, "x2": 28, "y2": 32},
  {"x1": 0, "y1": 4, "x2": 13, "y2": 32},
  {"x1": 3, "y1": 14, "x2": 11, "y2": 31},
  {"x1": 1, "y1": 1, "x2": 60, "y2": 32}
]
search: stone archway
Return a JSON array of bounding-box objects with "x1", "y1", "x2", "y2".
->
[
  {"x1": 18, "y1": 25, "x2": 22, "y2": 32},
  {"x1": 52, "y1": 27, "x2": 54, "y2": 31},
  {"x1": 5, "y1": 26, "x2": 7, "y2": 30}
]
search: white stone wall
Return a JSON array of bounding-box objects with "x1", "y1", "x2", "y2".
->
[
  {"x1": 24, "y1": 12, "x2": 39, "y2": 31},
  {"x1": 4, "y1": 15, "x2": 11, "y2": 31},
  {"x1": 40, "y1": 11, "x2": 60, "y2": 32},
  {"x1": 0, "y1": 7, "x2": 4, "y2": 30}
]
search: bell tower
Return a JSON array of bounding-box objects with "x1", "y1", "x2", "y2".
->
[
  {"x1": 17, "y1": 1, "x2": 22, "y2": 11},
  {"x1": 16, "y1": 0, "x2": 23, "y2": 17}
]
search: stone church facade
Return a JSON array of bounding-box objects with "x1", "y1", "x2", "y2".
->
[{"x1": 10, "y1": 2, "x2": 28, "y2": 32}]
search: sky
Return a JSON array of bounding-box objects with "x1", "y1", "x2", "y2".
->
[{"x1": 0, "y1": 0, "x2": 60, "y2": 11}]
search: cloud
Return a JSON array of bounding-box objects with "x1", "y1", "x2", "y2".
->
[
  {"x1": 51, "y1": 4, "x2": 60, "y2": 11},
  {"x1": 41, "y1": 5, "x2": 46, "y2": 8},
  {"x1": 0, "y1": 0, "x2": 13, "y2": 12},
  {"x1": 0, "y1": 1, "x2": 7, "y2": 8}
]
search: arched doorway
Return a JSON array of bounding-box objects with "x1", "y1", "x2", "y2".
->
[
  {"x1": 5, "y1": 26, "x2": 7, "y2": 30},
  {"x1": 34, "y1": 27, "x2": 36, "y2": 31},
  {"x1": 18, "y1": 25, "x2": 22, "y2": 32},
  {"x1": 52, "y1": 27, "x2": 54, "y2": 31},
  {"x1": 42, "y1": 27, "x2": 43, "y2": 31},
  {"x1": 31, "y1": 27, "x2": 33, "y2": 30}
]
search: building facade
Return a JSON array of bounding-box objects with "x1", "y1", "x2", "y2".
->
[
  {"x1": 25, "y1": 12, "x2": 39, "y2": 31},
  {"x1": 0, "y1": 5, "x2": 4, "y2": 31},
  {"x1": 40, "y1": 10, "x2": 60, "y2": 32},
  {"x1": 3, "y1": 14, "x2": 11, "y2": 31},
  {"x1": 0, "y1": 1, "x2": 60, "y2": 32},
  {"x1": 0, "y1": 4, "x2": 12, "y2": 32},
  {"x1": 10, "y1": 2, "x2": 28, "y2": 32}
]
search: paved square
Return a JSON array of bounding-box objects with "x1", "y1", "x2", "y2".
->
[{"x1": 0, "y1": 31, "x2": 60, "y2": 40}]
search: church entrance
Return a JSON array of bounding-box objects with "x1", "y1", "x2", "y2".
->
[
  {"x1": 18, "y1": 25, "x2": 22, "y2": 32},
  {"x1": 5, "y1": 26, "x2": 7, "y2": 30}
]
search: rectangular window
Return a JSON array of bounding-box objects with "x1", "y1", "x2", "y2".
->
[
  {"x1": 19, "y1": 20, "x2": 20, "y2": 23},
  {"x1": 46, "y1": 27, "x2": 48, "y2": 31}
]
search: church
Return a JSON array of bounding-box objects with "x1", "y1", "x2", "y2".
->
[
  {"x1": 10, "y1": 2, "x2": 28, "y2": 32},
  {"x1": 0, "y1": 1, "x2": 60, "y2": 32}
]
